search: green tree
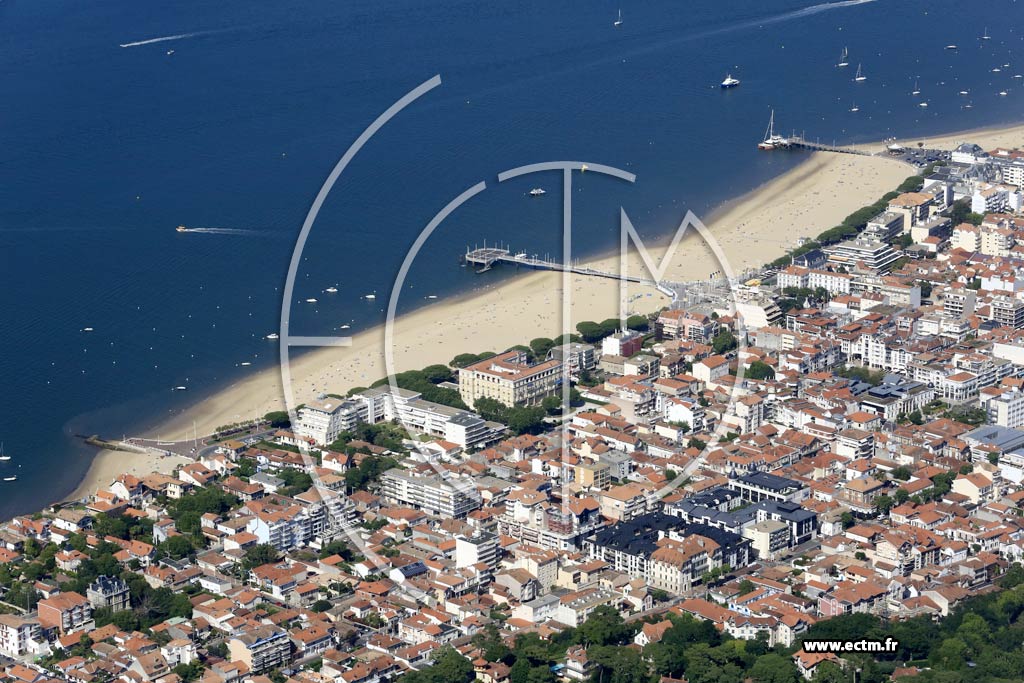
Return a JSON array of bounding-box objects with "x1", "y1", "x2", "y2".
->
[
  {"x1": 890, "y1": 466, "x2": 912, "y2": 481},
  {"x1": 576, "y1": 321, "x2": 607, "y2": 343},
  {"x1": 625, "y1": 315, "x2": 649, "y2": 332},
  {"x1": 749, "y1": 653, "x2": 799, "y2": 683},
  {"x1": 541, "y1": 395, "x2": 563, "y2": 416},
  {"x1": 158, "y1": 535, "x2": 195, "y2": 560},
  {"x1": 263, "y1": 411, "x2": 291, "y2": 429},
  {"x1": 587, "y1": 646, "x2": 649, "y2": 683},
  {"x1": 510, "y1": 658, "x2": 530, "y2": 683},
  {"x1": 506, "y1": 406, "x2": 547, "y2": 435},
  {"x1": 809, "y1": 661, "x2": 850, "y2": 683},
  {"x1": 712, "y1": 329, "x2": 738, "y2": 354},
  {"x1": 931, "y1": 637, "x2": 969, "y2": 670},
  {"x1": 746, "y1": 360, "x2": 775, "y2": 380},
  {"x1": 529, "y1": 338, "x2": 556, "y2": 359},
  {"x1": 575, "y1": 605, "x2": 633, "y2": 647},
  {"x1": 403, "y1": 647, "x2": 474, "y2": 683},
  {"x1": 421, "y1": 364, "x2": 454, "y2": 383},
  {"x1": 242, "y1": 544, "x2": 280, "y2": 571},
  {"x1": 874, "y1": 494, "x2": 894, "y2": 515},
  {"x1": 311, "y1": 599, "x2": 333, "y2": 613}
]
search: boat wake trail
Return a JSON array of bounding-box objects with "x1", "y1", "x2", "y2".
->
[
  {"x1": 698, "y1": 0, "x2": 879, "y2": 38},
  {"x1": 778, "y1": 0, "x2": 878, "y2": 23},
  {"x1": 119, "y1": 29, "x2": 228, "y2": 48},
  {"x1": 180, "y1": 227, "x2": 260, "y2": 236}
]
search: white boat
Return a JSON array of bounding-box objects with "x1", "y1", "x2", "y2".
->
[
  {"x1": 945, "y1": 44, "x2": 958, "y2": 50},
  {"x1": 172, "y1": 386, "x2": 188, "y2": 391},
  {"x1": 1015, "y1": 75, "x2": 1024, "y2": 79},
  {"x1": 982, "y1": 27, "x2": 991, "y2": 40},
  {"x1": 613, "y1": 8, "x2": 622, "y2": 27},
  {"x1": 912, "y1": 79, "x2": 920, "y2": 96},
  {"x1": 364, "y1": 294, "x2": 376, "y2": 299},
  {"x1": 993, "y1": 68, "x2": 1002, "y2": 73},
  {"x1": 849, "y1": 103, "x2": 860, "y2": 112},
  {"x1": 757, "y1": 110, "x2": 789, "y2": 150},
  {"x1": 266, "y1": 333, "x2": 279, "y2": 340},
  {"x1": 340, "y1": 324, "x2": 350, "y2": 329},
  {"x1": 529, "y1": 188, "x2": 546, "y2": 196},
  {"x1": 306, "y1": 298, "x2": 318, "y2": 303},
  {"x1": 918, "y1": 102, "x2": 929, "y2": 108},
  {"x1": 959, "y1": 90, "x2": 969, "y2": 95},
  {"x1": 0, "y1": 444, "x2": 10, "y2": 462},
  {"x1": 836, "y1": 47, "x2": 849, "y2": 68},
  {"x1": 325, "y1": 287, "x2": 338, "y2": 293},
  {"x1": 166, "y1": 49, "x2": 175, "y2": 55},
  {"x1": 854, "y1": 64, "x2": 866, "y2": 82},
  {"x1": 240, "y1": 361, "x2": 252, "y2": 366},
  {"x1": 3, "y1": 477, "x2": 16, "y2": 482},
  {"x1": 82, "y1": 327, "x2": 94, "y2": 332},
  {"x1": 427, "y1": 295, "x2": 438, "y2": 299},
  {"x1": 720, "y1": 74, "x2": 740, "y2": 88},
  {"x1": 999, "y1": 91, "x2": 1008, "y2": 96}
]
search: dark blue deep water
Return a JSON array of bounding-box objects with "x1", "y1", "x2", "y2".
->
[{"x1": 1, "y1": 0, "x2": 1022, "y2": 518}]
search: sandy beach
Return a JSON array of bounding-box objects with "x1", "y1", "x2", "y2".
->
[
  {"x1": 65, "y1": 450, "x2": 191, "y2": 503},
  {"x1": 69, "y1": 122, "x2": 1024, "y2": 499},
  {"x1": 150, "y1": 151, "x2": 910, "y2": 439},
  {"x1": 864, "y1": 121, "x2": 1024, "y2": 154}
]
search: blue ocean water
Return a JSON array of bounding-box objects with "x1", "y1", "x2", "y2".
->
[{"x1": 0, "y1": 0, "x2": 1022, "y2": 519}]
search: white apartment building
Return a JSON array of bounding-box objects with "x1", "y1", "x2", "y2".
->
[
  {"x1": 887, "y1": 192, "x2": 934, "y2": 229},
  {"x1": 0, "y1": 615, "x2": 43, "y2": 657},
  {"x1": 299, "y1": 386, "x2": 499, "y2": 450},
  {"x1": 601, "y1": 329, "x2": 643, "y2": 357},
  {"x1": 455, "y1": 531, "x2": 499, "y2": 569},
  {"x1": 991, "y1": 296, "x2": 1024, "y2": 329},
  {"x1": 862, "y1": 211, "x2": 905, "y2": 241},
  {"x1": 972, "y1": 184, "x2": 1018, "y2": 216},
  {"x1": 295, "y1": 397, "x2": 368, "y2": 446},
  {"x1": 380, "y1": 469, "x2": 481, "y2": 518},
  {"x1": 824, "y1": 238, "x2": 901, "y2": 273},
  {"x1": 663, "y1": 396, "x2": 706, "y2": 432},
  {"x1": 547, "y1": 343, "x2": 596, "y2": 380},
  {"x1": 808, "y1": 269, "x2": 853, "y2": 295},
  {"x1": 987, "y1": 390, "x2": 1024, "y2": 429}
]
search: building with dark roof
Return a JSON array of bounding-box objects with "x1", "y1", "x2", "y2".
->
[
  {"x1": 581, "y1": 513, "x2": 752, "y2": 587},
  {"x1": 729, "y1": 472, "x2": 808, "y2": 503}
]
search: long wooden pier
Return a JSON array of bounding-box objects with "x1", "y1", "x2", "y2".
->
[
  {"x1": 781, "y1": 135, "x2": 873, "y2": 156},
  {"x1": 463, "y1": 246, "x2": 650, "y2": 284}
]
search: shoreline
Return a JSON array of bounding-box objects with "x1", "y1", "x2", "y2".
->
[
  {"x1": 66, "y1": 121, "x2": 1024, "y2": 502},
  {"x1": 63, "y1": 449, "x2": 192, "y2": 504}
]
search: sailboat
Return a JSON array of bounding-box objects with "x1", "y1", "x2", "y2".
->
[
  {"x1": 854, "y1": 64, "x2": 867, "y2": 82},
  {"x1": 849, "y1": 102, "x2": 860, "y2": 112},
  {"x1": 0, "y1": 444, "x2": 9, "y2": 463},
  {"x1": 912, "y1": 79, "x2": 921, "y2": 96},
  {"x1": 837, "y1": 47, "x2": 849, "y2": 68},
  {"x1": 758, "y1": 110, "x2": 788, "y2": 150},
  {"x1": 981, "y1": 27, "x2": 991, "y2": 41},
  {"x1": 613, "y1": 9, "x2": 622, "y2": 27}
]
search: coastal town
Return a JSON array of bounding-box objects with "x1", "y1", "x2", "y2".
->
[{"x1": 5, "y1": 140, "x2": 1024, "y2": 683}]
